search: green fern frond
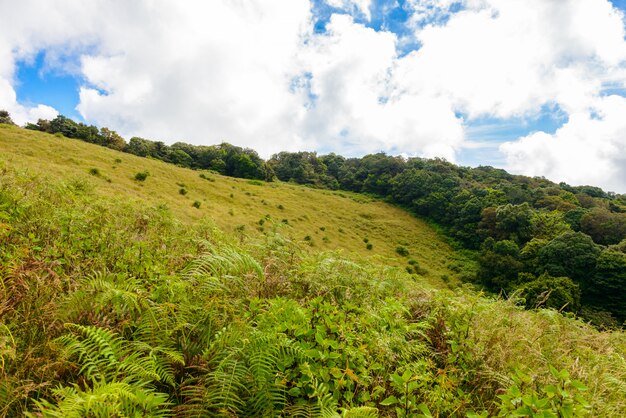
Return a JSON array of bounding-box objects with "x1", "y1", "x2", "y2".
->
[
  {"x1": 28, "y1": 380, "x2": 171, "y2": 418},
  {"x1": 57, "y1": 324, "x2": 124, "y2": 382},
  {"x1": 61, "y1": 271, "x2": 149, "y2": 324},
  {"x1": 181, "y1": 243, "x2": 263, "y2": 286},
  {"x1": 341, "y1": 406, "x2": 379, "y2": 417}
]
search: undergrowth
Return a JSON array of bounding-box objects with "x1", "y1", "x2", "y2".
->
[{"x1": 0, "y1": 161, "x2": 624, "y2": 417}]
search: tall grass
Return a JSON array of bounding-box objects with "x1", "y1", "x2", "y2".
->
[{"x1": 0, "y1": 128, "x2": 624, "y2": 417}]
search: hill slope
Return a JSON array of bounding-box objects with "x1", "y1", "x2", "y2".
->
[
  {"x1": 1, "y1": 123, "x2": 624, "y2": 417},
  {"x1": 0, "y1": 124, "x2": 466, "y2": 283}
]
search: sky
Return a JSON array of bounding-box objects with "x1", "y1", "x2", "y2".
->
[{"x1": 1, "y1": 1, "x2": 626, "y2": 193}]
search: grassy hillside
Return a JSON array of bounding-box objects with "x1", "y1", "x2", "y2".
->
[
  {"x1": 1, "y1": 123, "x2": 625, "y2": 417},
  {"x1": 0, "y1": 125, "x2": 466, "y2": 284}
]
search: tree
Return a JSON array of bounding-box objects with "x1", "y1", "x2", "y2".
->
[
  {"x1": 0, "y1": 110, "x2": 15, "y2": 125},
  {"x1": 588, "y1": 250, "x2": 626, "y2": 320},
  {"x1": 99, "y1": 127, "x2": 126, "y2": 150},
  {"x1": 168, "y1": 149, "x2": 193, "y2": 168},
  {"x1": 127, "y1": 137, "x2": 157, "y2": 157},
  {"x1": 530, "y1": 210, "x2": 570, "y2": 240},
  {"x1": 49, "y1": 115, "x2": 79, "y2": 137},
  {"x1": 518, "y1": 272, "x2": 581, "y2": 312},
  {"x1": 580, "y1": 207, "x2": 626, "y2": 245},
  {"x1": 537, "y1": 231, "x2": 601, "y2": 284},
  {"x1": 495, "y1": 203, "x2": 534, "y2": 244},
  {"x1": 477, "y1": 238, "x2": 524, "y2": 291}
]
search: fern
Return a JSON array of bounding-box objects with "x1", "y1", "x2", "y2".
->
[
  {"x1": 28, "y1": 380, "x2": 171, "y2": 418},
  {"x1": 341, "y1": 406, "x2": 379, "y2": 417},
  {"x1": 61, "y1": 272, "x2": 149, "y2": 326},
  {"x1": 180, "y1": 242, "x2": 264, "y2": 298},
  {"x1": 56, "y1": 324, "x2": 123, "y2": 382}
]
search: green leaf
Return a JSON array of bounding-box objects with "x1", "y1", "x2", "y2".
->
[
  {"x1": 288, "y1": 387, "x2": 301, "y2": 397},
  {"x1": 570, "y1": 380, "x2": 587, "y2": 391},
  {"x1": 390, "y1": 373, "x2": 403, "y2": 388},
  {"x1": 380, "y1": 396, "x2": 398, "y2": 406},
  {"x1": 401, "y1": 370, "x2": 412, "y2": 383},
  {"x1": 417, "y1": 403, "x2": 433, "y2": 417}
]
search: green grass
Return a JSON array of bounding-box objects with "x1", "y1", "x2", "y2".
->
[
  {"x1": 0, "y1": 125, "x2": 465, "y2": 285},
  {"x1": 0, "y1": 123, "x2": 624, "y2": 417}
]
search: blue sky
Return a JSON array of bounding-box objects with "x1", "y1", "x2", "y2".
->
[{"x1": 3, "y1": 0, "x2": 626, "y2": 192}]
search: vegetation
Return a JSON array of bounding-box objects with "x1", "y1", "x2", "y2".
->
[
  {"x1": 1, "y1": 112, "x2": 625, "y2": 416},
  {"x1": 267, "y1": 153, "x2": 626, "y2": 326},
  {"x1": 14, "y1": 112, "x2": 626, "y2": 324},
  {"x1": 23, "y1": 114, "x2": 273, "y2": 181}
]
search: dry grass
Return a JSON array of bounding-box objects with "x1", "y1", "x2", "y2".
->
[{"x1": 0, "y1": 124, "x2": 467, "y2": 286}]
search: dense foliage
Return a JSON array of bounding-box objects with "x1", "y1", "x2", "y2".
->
[
  {"x1": 1, "y1": 162, "x2": 625, "y2": 417},
  {"x1": 267, "y1": 153, "x2": 626, "y2": 326},
  {"x1": 23, "y1": 115, "x2": 274, "y2": 181},
  {"x1": 6, "y1": 111, "x2": 626, "y2": 324}
]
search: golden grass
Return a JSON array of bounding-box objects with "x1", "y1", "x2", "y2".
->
[{"x1": 0, "y1": 125, "x2": 467, "y2": 286}]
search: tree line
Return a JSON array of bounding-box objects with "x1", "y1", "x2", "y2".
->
[
  {"x1": 22, "y1": 114, "x2": 274, "y2": 181},
  {"x1": 3, "y1": 111, "x2": 625, "y2": 326},
  {"x1": 267, "y1": 152, "x2": 626, "y2": 326}
]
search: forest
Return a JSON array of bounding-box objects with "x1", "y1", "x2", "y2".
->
[{"x1": 20, "y1": 113, "x2": 626, "y2": 327}]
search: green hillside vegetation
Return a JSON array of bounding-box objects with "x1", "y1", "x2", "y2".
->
[
  {"x1": 17, "y1": 114, "x2": 626, "y2": 325},
  {"x1": 0, "y1": 125, "x2": 463, "y2": 283},
  {"x1": 1, "y1": 119, "x2": 625, "y2": 416}
]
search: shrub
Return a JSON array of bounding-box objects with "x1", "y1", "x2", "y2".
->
[
  {"x1": 114, "y1": 158, "x2": 122, "y2": 164},
  {"x1": 89, "y1": 168, "x2": 100, "y2": 176},
  {"x1": 277, "y1": 204, "x2": 284, "y2": 210},
  {"x1": 366, "y1": 243, "x2": 373, "y2": 250},
  {"x1": 192, "y1": 201, "x2": 201, "y2": 209},
  {"x1": 134, "y1": 171, "x2": 149, "y2": 181},
  {"x1": 179, "y1": 188, "x2": 187, "y2": 195},
  {"x1": 396, "y1": 246, "x2": 409, "y2": 257}
]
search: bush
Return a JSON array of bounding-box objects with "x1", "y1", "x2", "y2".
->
[
  {"x1": 179, "y1": 188, "x2": 187, "y2": 195},
  {"x1": 89, "y1": 168, "x2": 100, "y2": 176},
  {"x1": 192, "y1": 201, "x2": 201, "y2": 209},
  {"x1": 134, "y1": 171, "x2": 149, "y2": 181},
  {"x1": 366, "y1": 243, "x2": 373, "y2": 250},
  {"x1": 396, "y1": 246, "x2": 410, "y2": 257},
  {"x1": 518, "y1": 273, "x2": 581, "y2": 312}
]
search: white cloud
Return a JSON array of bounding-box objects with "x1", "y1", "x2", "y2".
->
[
  {"x1": 298, "y1": 14, "x2": 464, "y2": 159},
  {"x1": 500, "y1": 95, "x2": 626, "y2": 193},
  {"x1": 76, "y1": 0, "x2": 314, "y2": 156},
  {"x1": 326, "y1": 0, "x2": 372, "y2": 20},
  {"x1": 399, "y1": 0, "x2": 626, "y2": 118},
  {"x1": 0, "y1": 0, "x2": 625, "y2": 191}
]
